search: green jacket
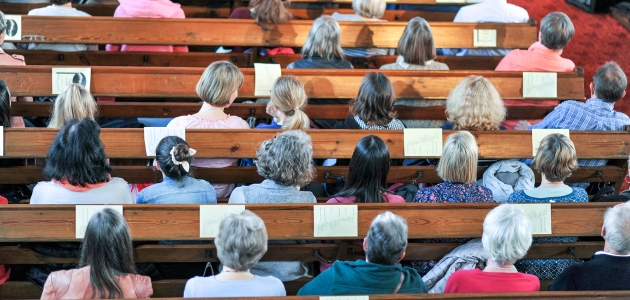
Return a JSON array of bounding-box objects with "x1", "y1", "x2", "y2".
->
[{"x1": 297, "y1": 259, "x2": 427, "y2": 295}]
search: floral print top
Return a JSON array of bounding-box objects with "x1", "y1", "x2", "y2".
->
[{"x1": 413, "y1": 182, "x2": 494, "y2": 203}]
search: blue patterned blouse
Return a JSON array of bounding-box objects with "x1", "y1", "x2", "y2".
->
[{"x1": 413, "y1": 181, "x2": 494, "y2": 203}]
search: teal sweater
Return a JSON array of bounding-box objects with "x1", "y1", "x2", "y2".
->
[{"x1": 297, "y1": 259, "x2": 427, "y2": 295}]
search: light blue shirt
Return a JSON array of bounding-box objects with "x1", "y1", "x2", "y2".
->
[
  {"x1": 183, "y1": 275, "x2": 286, "y2": 298},
  {"x1": 136, "y1": 176, "x2": 217, "y2": 204}
]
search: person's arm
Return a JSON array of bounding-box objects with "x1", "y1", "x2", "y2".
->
[
  {"x1": 547, "y1": 266, "x2": 577, "y2": 291},
  {"x1": 228, "y1": 187, "x2": 246, "y2": 204},
  {"x1": 529, "y1": 104, "x2": 567, "y2": 129},
  {"x1": 40, "y1": 272, "x2": 57, "y2": 300},
  {"x1": 494, "y1": 52, "x2": 515, "y2": 71},
  {"x1": 136, "y1": 191, "x2": 145, "y2": 204},
  {"x1": 296, "y1": 268, "x2": 335, "y2": 296}
]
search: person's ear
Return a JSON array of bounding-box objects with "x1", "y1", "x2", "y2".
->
[
  {"x1": 363, "y1": 237, "x2": 367, "y2": 251},
  {"x1": 590, "y1": 82, "x2": 595, "y2": 97},
  {"x1": 601, "y1": 225, "x2": 606, "y2": 238},
  {"x1": 397, "y1": 251, "x2": 406, "y2": 263},
  {"x1": 622, "y1": 91, "x2": 627, "y2": 99},
  {"x1": 266, "y1": 101, "x2": 278, "y2": 116},
  {"x1": 538, "y1": 31, "x2": 542, "y2": 42}
]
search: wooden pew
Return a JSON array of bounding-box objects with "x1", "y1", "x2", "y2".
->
[
  {"x1": 0, "y1": 3, "x2": 232, "y2": 18},
  {"x1": 289, "y1": 8, "x2": 459, "y2": 22}
]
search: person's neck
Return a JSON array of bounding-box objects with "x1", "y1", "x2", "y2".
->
[
  {"x1": 215, "y1": 266, "x2": 255, "y2": 280},
  {"x1": 53, "y1": 2, "x2": 73, "y2": 8},
  {"x1": 603, "y1": 243, "x2": 624, "y2": 255},
  {"x1": 194, "y1": 102, "x2": 228, "y2": 121},
  {"x1": 538, "y1": 175, "x2": 565, "y2": 189},
  {"x1": 483, "y1": 260, "x2": 517, "y2": 273}
]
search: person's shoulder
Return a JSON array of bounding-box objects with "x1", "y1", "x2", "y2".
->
[
  {"x1": 379, "y1": 63, "x2": 398, "y2": 70},
  {"x1": 167, "y1": 115, "x2": 194, "y2": 127},
  {"x1": 384, "y1": 193, "x2": 406, "y2": 203},
  {"x1": 226, "y1": 115, "x2": 250, "y2": 128},
  {"x1": 518, "y1": 271, "x2": 541, "y2": 285},
  {"x1": 109, "y1": 177, "x2": 130, "y2": 186},
  {"x1": 129, "y1": 274, "x2": 153, "y2": 298},
  {"x1": 571, "y1": 187, "x2": 589, "y2": 199},
  {"x1": 229, "y1": 7, "x2": 252, "y2": 19},
  {"x1": 506, "y1": 189, "x2": 526, "y2": 201}
]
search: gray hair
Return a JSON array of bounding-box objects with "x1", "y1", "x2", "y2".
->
[
  {"x1": 482, "y1": 204, "x2": 533, "y2": 265},
  {"x1": 593, "y1": 61, "x2": 627, "y2": 103},
  {"x1": 215, "y1": 210, "x2": 268, "y2": 272},
  {"x1": 352, "y1": 0, "x2": 386, "y2": 19},
  {"x1": 301, "y1": 16, "x2": 345, "y2": 61},
  {"x1": 540, "y1": 12, "x2": 574, "y2": 50},
  {"x1": 365, "y1": 211, "x2": 408, "y2": 265},
  {"x1": 603, "y1": 201, "x2": 630, "y2": 255},
  {"x1": 255, "y1": 130, "x2": 315, "y2": 187},
  {"x1": 0, "y1": 11, "x2": 6, "y2": 34}
]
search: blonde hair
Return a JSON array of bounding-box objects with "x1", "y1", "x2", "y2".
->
[
  {"x1": 445, "y1": 76, "x2": 506, "y2": 131},
  {"x1": 397, "y1": 17, "x2": 436, "y2": 66},
  {"x1": 533, "y1": 133, "x2": 578, "y2": 182},
  {"x1": 196, "y1": 61, "x2": 244, "y2": 107},
  {"x1": 437, "y1": 131, "x2": 478, "y2": 184},
  {"x1": 250, "y1": 0, "x2": 292, "y2": 31},
  {"x1": 352, "y1": 0, "x2": 385, "y2": 19},
  {"x1": 302, "y1": 16, "x2": 345, "y2": 61},
  {"x1": 48, "y1": 84, "x2": 98, "y2": 129},
  {"x1": 270, "y1": 76, "x2": 310, "y2": 130}
]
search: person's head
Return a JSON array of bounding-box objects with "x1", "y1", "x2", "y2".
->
[
  {"x1": 437, "y1": 131, "x2": 478, "y2": 184},
  {"x1": 51, "y1": 0, "x2": 72, "y2": 5},
  {"x1": 337, "y1": 135, "x2": 391, "y2": 203},
  {"x1": 445, "y1": 76, "x2": 506, "y2": 131},
  {"x1": 592, "y1": 62, "x2": 627, "y2": 103},
  {"x1": 532, "y1": 133, "x2": 578, "y2": 183},
  {"x1": 364, "y1": 212, "x2": 408, "y2": 265},
  {"x1": 197, "y1": 61, "x2": 244, "y2": 108},
  {"x1": 216, "y1": 210, "x2": 268, "y2": 271},
  {"x1": 43, "y1": 118, "x2": 112, "y2": 186},
  {"x1": 302, "y1": 16, "x2": 344, "y2": 61},
  {"x1": 80, "y1": 208, "x2": 136, "y2": 299},
  {"x1": 0, "y1": 11, "x2": 6, "y2": 42},
  {"x1": 48, "y1": 84, "x2": 98, "y2": 129},
  {"x1": 396, "y1": 17, "x2": 436, "y2": 66},
  {"x1": 352, "y1": 0, "x2": 385, "y2": 19},
  {"x1": 267, "y1": 76, "x2": 310, "y2": 130},
  {"x1": 540, "y1": 12, "x2": 574, "y2": 50},
  {"x1": 603, "y1": 201, "x2": 630, "y2": 255},
  {"x1": 0, "y1": 80, "x2": 11, "y2": 128},
  {"x1": 249, "y1": 0, "x2": 292, "y2": 30},
  {"x1": 482, "y1": 204, "x2": 533, "y2": 266},
  {"x1": 350, "y1": 72, "x2": 396, "y2": 126},
  {"x1": 155, "y1": 136, "x2": 196, "y2": 184},
  {"x1": 256, "y1": 130, "x2": 315, "y2": 187}
]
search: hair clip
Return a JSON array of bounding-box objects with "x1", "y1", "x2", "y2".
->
[{"x1": 170, "y1": 147, "x2": 196, "y2": 172}]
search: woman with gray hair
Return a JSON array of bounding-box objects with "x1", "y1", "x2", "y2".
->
[
  {"x1": 445, "y1": 204, "x2": 539, "y2": 293},
  {"x1": 229, "y1": 130, "x2": 316, "y2": 282},
  {"x1": 183, "y1": 211, "x2": 286, "y2": 297}
]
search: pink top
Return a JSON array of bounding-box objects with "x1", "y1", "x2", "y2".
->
[
  {"x1": 327, "y1": 193, "x2": 406, "y2": 203},
  {"x1": 167, "y1": 115, "x2": 250, "y2": 197},
  {"x1": 495, "y1": 42, "x2": 576, "y2": 129}
]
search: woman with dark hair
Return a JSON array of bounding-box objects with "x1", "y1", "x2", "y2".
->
[
  {"x1": 328, "y1": 136, "x2": 404, "y2": 203},
  {"x1": 137, "y1": 136, "x2": 216, "y2": 204},
  {"x1": 30, "y1": 118, "x2": 133, "y2": 204},
  {"x1": 0, "y1": 80, "x2": 12, "y2": 128},
  {"x1": 41, "y1": 208, "x2": 153, "y2": 299}
]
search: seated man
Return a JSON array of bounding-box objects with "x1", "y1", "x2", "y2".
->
[
  {"x1": 297, "y1": 212, "x2": 427, "y2": 295},
  {"x1": 548, "y1": 201, "x2": 630, "y2": 290},
  {"x1": 27, "y1": 0, "x2": 97, "y2": 52}
]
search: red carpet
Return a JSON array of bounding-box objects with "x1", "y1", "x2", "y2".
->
[{"x1": 508, "y1": 0, "x2": 630, "y2": 115}]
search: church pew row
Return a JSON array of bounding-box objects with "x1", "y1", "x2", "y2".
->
[
  {"x1": 15, "y1": 17, "x2": 536, "y2": 48},
  {"x1": 1, "y1": 67, "x2": 585, "y2": 99}
]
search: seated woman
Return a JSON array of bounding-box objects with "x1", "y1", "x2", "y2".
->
[
  {"x1": 287, "y1": 16, "x2": 353, "y2": 69},
  {"x1": 30, "y1": 118, "x2": 133, "y2": 204},
  {"x1": 507, "y1": 133, "x2": 587, "y2": 280},
  {"x1": 48, "y1": 84, "x2": 98, "y2": 128},
  {"x1": 27, "y1": 0, "x2": 97, "y2": 52},
  {"x1": 168, "y1": 61, "x2": 250, "y2": 198},
  {"x1": 137, "y1": 136, "x2": 216, "y2": 204},
  {"x1": 229, "y1": 130, "x2": 316, "y2": 282},
  {"x1": 445, "y1": 204, "x2": 539, "y2": 293},
  {"x1": 257, "y1": 76, "x2": 310, "y2": 130},
  {"x1": 444, "y1": 76, "x2": 506, "y2": 130},
  {"x1": 0, "y1": 80, "x2": 11, "y2": 128},
  {"x1": 334, "y1": 72, "x2": 405, "y2": 130},
  {"x1": 227, "y1": 0, "x2": 294, "y2": 54},
  {"x1": 331, "y1": 0, "x2": 390, "y2": 57},
  {"x1": 41, "y1": 208, "x2": 153, "y2": 299}
]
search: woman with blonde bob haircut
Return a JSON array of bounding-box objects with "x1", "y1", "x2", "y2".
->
[
  {"x1": 381, "y1": 17, "x2": 448, "y2": 70},
  {"x1": 48, "y1": 84, "x2": 98, "y2": 129},
  {"x1": 257, "y1": 76, "x2": 310, "y2": 130},
  {"x1": 288, "y1": 16, "x2": 352, "y2": 69},
  {"x1": 413, "y1": 131, "x2": 493, "y2": 203},
  {"x1": 444, "y1": 76, "x2": 507, "y2": 131}
]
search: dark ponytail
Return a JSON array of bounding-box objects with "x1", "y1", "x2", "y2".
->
[{"x1": 155, "y1": 136, "x2": 194, "y2": 184}]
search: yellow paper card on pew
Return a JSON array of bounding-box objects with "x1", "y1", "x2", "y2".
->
[
  {"x1": 4, "y1": 15, "x2": 21, "y2": 41},
  {"x1": 254, "y1": 63, "x2": 282, "y2": 97},
  {"x1": 512, "y1": 203, "x2": 552, "y2": 234},
  {"x1": 51, "y1": 67, "x2": 91, "y2": 95},
  {"x1": 320, "y1": 296, "x2": 369, "y2": 300},
  {"x1": 314, "y1": 205, "x2": 358, "y2": 237},
  {"x1": 473, "y1": 29, "x2": 497, "y2": 47},
  {"x1": 403, "y1": 128, "x2": 442, "y2": 157},
  {"x1": 200, "y1": 205, "x2": 246, "y2": 238},
  {"x1": 523, "y1": 72, "x2": 557, "y2": 98},
  {"x1": 76, "y1": 205, "x2": 123, "y2": 239},
  {"x1": 531, "y1": 129, "x2": 569, "y2": 156},
  {"x1": 144, "y1": 127, "x2": 186, "y2": 156}
]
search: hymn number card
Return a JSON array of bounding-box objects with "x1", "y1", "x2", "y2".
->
[
  {"x1": 143, "y1": 127, "x2": 186, "y2": 156},
  {"x1": 523, "y1": 72, "x2": 558, "y2": 98},
  {"x1": 512, "y1": 203, "x2": 552, "y2": 234},
  {"x1": 314, "y1": 205, "x2": 358, "y2": 237},
  {"x1": 403, "y1": 128, "x2": 442, "y2": 157},
  {"x1": 4, "y1": 15, "x2": 21, "y2": 41},
  {"x1": 76, "y1": 205, "x2": 123, "y2": 239},
  {"x1": 51, "y1": 68, "x2": 92, "y2": 95},
  {"x1": 473, "y1": 29, "x2": 497, "y2": 47},
  {"x1": 199, "y1": 205, "x2": 246, "y2": 238},
  {"x1": 254, "y1": 63, "x2": 282, "y2": 97},
  {"x1": 531, "y1": 129, "x2": 570, "y2": 156}
]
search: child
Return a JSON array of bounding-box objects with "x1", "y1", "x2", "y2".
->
[{"x1": 257, "y1": 76, "x2": 310, "y2": 130}]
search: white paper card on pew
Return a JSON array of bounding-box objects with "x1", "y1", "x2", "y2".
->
[
  {"x1": 320, "y1": 296, "x2": 369, "y2": 300},
  {"x1": 473, "y1": 29, "x2": 497, "y2": 47},
  {"x1": 76, "y1": 205, "x2": 123, "y2": 239},
  {"x1": 531, "y1": 129, "x2": 569, "y2": 156},
  {"x1": 254, "y1": 63, "x2": 282, "y2": 97},
  {"x1": 143, "y1": 127, "x2": 186, "y2": 156},
  {"x1": 403, "y1": 128, "x2": 442, "y2": 157},
  {"x1": 512, "y1": 203, "x2": 552, "y2": 234},
  {"x1": 200, "y1": 205, "x2": 246, "y2": 238},
  {"x1": 51, "y1": 68, "x2": 91, "y2": 95},
  {"x1": 4, "y1": 15, "x2": 22, "y2": 41},
  {"x1": 0, "y1": 126, "x2": 4, "y2": 156},
  {"x1": 314, "y1": 205, "x2": 358, "y2": 237},
  {"x1": 522, "y1": 72, "x2": 557, "y2": 98}
]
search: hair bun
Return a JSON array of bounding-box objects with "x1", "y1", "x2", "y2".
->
[{"x1": 173, "y1": 144, "x2": 192, "y2": 162}]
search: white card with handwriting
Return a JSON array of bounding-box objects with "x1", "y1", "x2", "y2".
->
[
  {"x1": 314, "y1": 205, "x2": 358, "y2": 237},
  {"x1": 523, "y1": 72, "x2": 557, "y2": 98},
  {"x1": 200, "y1": 205, "x2": 246, "y2": 238},
  {"x1": 52, "y1": 68, "x2": 92, "y2": 95},
  {"x1": 254, "y1": 63, "x2": 282, "y2": 97},
  {"x1": 512, "y1": 203, "x2": 552, "y2": 235},
  {"x1": 4, "y1": 15, "x2": 21, "y2": 41},
  {"x1": 76, "y1": 205, "x2": 123, "y2": 238},
  {"x1": 531, "y1": 129, "x2": 569, "y2": 156},
  {"x1": 143, "y1": 127, "x2": 186, "y2": 156},
  {"x1": 403, "y1": 128, "x2": 442, "y2": 157},
  {"x1": 473, "y1": 29, "x2": 497, "y2": 47}
]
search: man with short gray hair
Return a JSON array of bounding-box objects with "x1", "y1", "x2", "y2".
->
[
  {"x1": 298, "y1": 212, "x2": 427, "y2": 295},
  {"x1": 549, "y1": 201, "x2": 630, "y2": 290}
]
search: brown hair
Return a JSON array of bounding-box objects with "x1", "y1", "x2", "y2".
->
[
  {"x1": 350, "y1": 72, "x2": 396, "y2": 126},
  {"x1": 196, "y1": 61, "x2": 244, "y2": 107},
  {"x1": 250, "y1": 0, "x2": 292, "y2": 31},
  {"x1": 533, "y1": 133, "x2": 578, "y2": 182},
  {"x1": 397, "y1": 17, "x2": 436, "y2": 66}
]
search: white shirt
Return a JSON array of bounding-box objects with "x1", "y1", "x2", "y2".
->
[
  {"x1": 30, "y1": 177, "x2": 134, "y2": 205},
  {"x1": 595, "y1": 251, "x2": 630, "y2": 257},
  {"x1": 27, "y1": 5, "x2": 98, "y2": 52}
]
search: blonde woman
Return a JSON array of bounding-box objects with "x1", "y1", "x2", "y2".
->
[
  {"x1": 167, "y1": 61, "x2": 250, "y2": 198},
  {"x1": 257, "y1": 76, "x2": 310, "y2": 130},
  {"x1": 331, "y1": 0, "x2": 391, "y2": 57},
  {"x1": 48, "y1": 84, "x2": 98, "y2": 128},
  {"x1": 444, "y1": 76, "x2": 507, "y2": 130},
  {"x1": 287, "y1": 16, "x2": 353, "y2": 69}
]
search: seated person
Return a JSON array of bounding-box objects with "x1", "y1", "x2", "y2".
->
[
  {"x1": 227, "y1": 0, "x2": 294, "y2": 54},
  {"x1": 27, "y1": 0, "x2": 97, "y2": 52},
  {"x1": 298, "y1": 212, "x2": 427, "y2": 295},
  {"x1": 257, "y1": 76, "x2": 310, "y2": 130},
  {"x1": 287, "y1": 16, "x2": 353, "y2": 69},
  {"x1": 549, "y1": 201, "x2": 630, "y2": 290},
  {"x1": 445, "y1": 204, "x2": 539, "y2": 293},
  {"x1": 0, "y1": 80, "x2": 12, "y2": 128},
  {"x1": 48, "y1": 84, "x2": 98, "y2": 128},
  {"x1": 332, "y1": 0, "x2": 391, "y2": 57},
  {"x1": 41, "y1": 208, "x2": 153, "y2": 299},
  {"x1": 443, "y1": 76, "x2": 506, "y2": 131},
  {"x1": 184, "y1": 211, "x2": 286, "y2": 297}
]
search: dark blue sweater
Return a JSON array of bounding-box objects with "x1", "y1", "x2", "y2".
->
[{"x1": 548, "y1": 253, "x2": 630, "y2": 291}]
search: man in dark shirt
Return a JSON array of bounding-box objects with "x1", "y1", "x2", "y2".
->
[{"x1": 548, "y1": 201, "x2": 630, "y2": 291}]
